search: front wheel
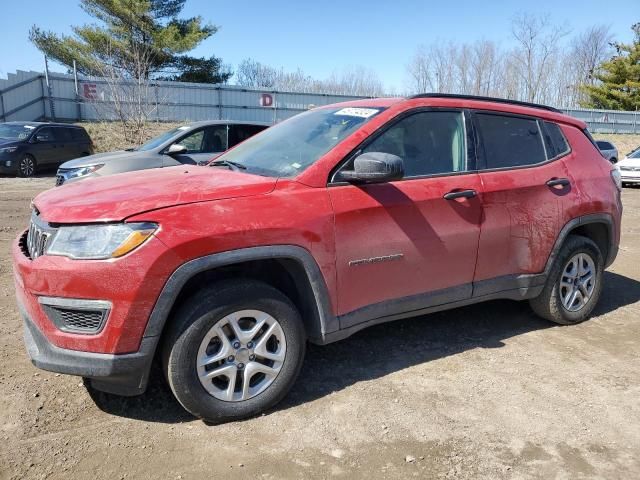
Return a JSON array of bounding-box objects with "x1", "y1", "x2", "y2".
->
[
  {"x1": 17, "y1": 154, "x2": 36, "y2": 177},
  {"x1": 163, "y1": 280, "x2": 306, "y2": 423},
  {"x1": 529, "y1": 235, "x2": 603, "y2": 325}
]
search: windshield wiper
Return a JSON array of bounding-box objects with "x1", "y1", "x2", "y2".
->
[{"x1": 209, "y1": 159, "x2": 247, "y2": 171}]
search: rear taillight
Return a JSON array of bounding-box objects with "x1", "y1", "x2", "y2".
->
[{"x1": 610, "y1": 168, "x2": 622, "y2": 191}]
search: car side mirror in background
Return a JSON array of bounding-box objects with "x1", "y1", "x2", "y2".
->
[
  {"x1": 336, "y1": 152, "x2": 404, "y2": 184},
  {"x1": 34, "y1": 134, "x2": 49, "y2": 143},
  {"x1": 166, "y1": 144, "x2": 187, "y2": 155}
]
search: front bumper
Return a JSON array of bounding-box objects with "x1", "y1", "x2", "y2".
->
[
  {"x1": 21, "y1": 303, "x2": 155, "y2": 395},
  {"x1": 620, "y1": 171, "x2": 640, "y2": 183},
  {"x1": 0, "y1": 153, "x2": 19, "y2": 174}
]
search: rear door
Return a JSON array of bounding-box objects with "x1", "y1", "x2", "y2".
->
[
  {"x1": 471, "y1": 111, "x2": 567, "y2": 295},
  {"x1": 329, "y1": 109, "x2": 483, "y2": 324},
  {"x1": 54, "y1": 127, "x2": 78, "y2": 163}
]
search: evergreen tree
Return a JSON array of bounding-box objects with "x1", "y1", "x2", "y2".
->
[
  {"x1": 29, "y1": 0, "x2": 231, "y2": 83},
  {"x1": 582, "y1": 23, "x2": 640, "y2": 110}
]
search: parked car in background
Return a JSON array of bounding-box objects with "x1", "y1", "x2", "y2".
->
[
  {"x1": 617, "y1": 146, "x2": 640, "y2": 186},
  {"x1": 0, "y1": 122, "x2": 93, "y2": 177},
  {"x1": 14, "y1": 94, "x2": 621, "y2": 423},
  {"x1": 596, "y1": 140, "x2": 618, "y2": 163},
  {"x1": 55, "y1": 120, "x2": 269, "y2": 185}
]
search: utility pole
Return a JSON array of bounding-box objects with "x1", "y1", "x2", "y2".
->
[{"x1": 44, "y1": 55, "x2": 56, "y2": 121}]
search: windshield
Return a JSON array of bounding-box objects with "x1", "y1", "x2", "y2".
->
[
  {"x1": 0, "y1": 123, "x2": 35, "y2": 141},
  {"x1": 211, "y1": 107, "x2": 384, "y2": 177},
  {"x1": 136, "y1": 126, "x2": 189, "y2": 151}
]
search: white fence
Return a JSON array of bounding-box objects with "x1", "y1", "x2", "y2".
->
[{"x1": 1, "y1": 70, "x2": 640, "y2": 133}]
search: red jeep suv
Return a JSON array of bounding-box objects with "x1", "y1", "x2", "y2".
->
[{"x1": 13, "y1": 95, "x2": 622, "y2": 422}]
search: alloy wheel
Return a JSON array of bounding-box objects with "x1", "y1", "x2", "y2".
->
[
  {"x1": 559, "y1": 253, "x2": 596, "y2": 312},
  {"x1": 20, "y1": 156, "x2": 35, "y2": 177},
  {"x1": 196, "y1": 309, "x2": 286, "y2": 402}
]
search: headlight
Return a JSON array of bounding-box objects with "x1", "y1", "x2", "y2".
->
[
  {"x1": 46, "y1": 223, "x2": 158, "y2": 259},
  {"x1": 0, "y1": 146, "x2": 18, "y2": 153},
  {"x1": 65, "y1": 164, "x2": 104, "y2": 179}
]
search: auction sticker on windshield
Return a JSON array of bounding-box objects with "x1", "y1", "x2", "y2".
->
[{"x1": 334, "y1": 108, "x2": 380, "y2": 118}]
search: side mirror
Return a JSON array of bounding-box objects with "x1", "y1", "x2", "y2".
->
[
  {"x1": 337, "y1": 152, "x2": 404, "y2": 184},
  {"x1": 166, "y1": 144, "x2": 187, "y2": 155},
  {"x1": 35, "y1": 134, "x2": 49, "y2": 143}
]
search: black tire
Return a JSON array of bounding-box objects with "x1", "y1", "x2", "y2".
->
[
  {"x1": 17, "y1": 154, "x2": 36, "y2": 177},
  {"x1": 610, "y1": 157, "x2": 617, "y2": 164},
  {"x1": 162, "y1": 280, "x2": 306, "y2": 423},
  {"x1": 529, "y1": 235, "x2": 603, "y2": 325}
]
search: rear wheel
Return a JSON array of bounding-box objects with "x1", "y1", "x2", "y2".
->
[
  {"x1": 163, "y1": 280, "x2": 306, "y2": 423},
  {"x1": 529, "y1": 235, "x2": 603, "y2": 325},
  {"x1": 17, "y1": 154, "x2": 36, "y2": 177}
]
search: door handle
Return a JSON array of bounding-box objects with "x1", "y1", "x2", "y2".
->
[
  {"x1": 546, "y1": 178, "x2": 570, "y2": 188},
  {"x1": 443, "y1": 189, "x2": 477, "y2": 200}
]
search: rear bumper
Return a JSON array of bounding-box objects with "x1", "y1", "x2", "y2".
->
[{"x1": 21, "y1": 302, "x2": 155, "y2": 396}]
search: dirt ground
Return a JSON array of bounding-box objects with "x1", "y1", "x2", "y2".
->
[{"x1": 0, "y1": 175, "x2": 639, "y2": 480}]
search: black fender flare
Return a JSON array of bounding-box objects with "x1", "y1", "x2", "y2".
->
[
  {"x1": 143, "y1": 245, "x2": 337, "y2": 341},
  {"x1": 543, "y1": 213, "x2": 618, "y2": 274}
]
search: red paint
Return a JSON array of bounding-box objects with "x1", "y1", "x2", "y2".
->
[{"x1": 12, "y1": 96, "x2": 621, "y2": 354}]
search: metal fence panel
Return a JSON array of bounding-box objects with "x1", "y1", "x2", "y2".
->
[{"x1": 2, "y1": 70, "x2": 640, "y2": 135}]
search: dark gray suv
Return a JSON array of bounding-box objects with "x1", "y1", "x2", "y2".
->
[
  {"x1": 56, "y1": 120, "x2": 269, "y2": 185},
  {"x1": 0, "y1": 122, "x2": 93, "y2": 177}
]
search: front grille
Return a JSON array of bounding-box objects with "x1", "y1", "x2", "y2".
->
[
  {"x1": 25, "y1": 210, "x2": 57, "y2": 259},
  {"x1": 39, "y1": 298, "x2": 111, "y2": 334},
  {"x1": 620, "y1": 166, "x2": 640, "y2": 172}
]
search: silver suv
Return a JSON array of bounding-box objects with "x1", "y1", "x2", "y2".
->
[{"x1": 56, "y1": 121, "x2": 269, "y2": 185}]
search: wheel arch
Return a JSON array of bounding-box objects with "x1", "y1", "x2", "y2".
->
[
  {"x1": 545, "y1": 214, "x2": 617, "y2": 274},
  {"x1": 144, "y1": 246, "x2": 337, "y2": 346}
]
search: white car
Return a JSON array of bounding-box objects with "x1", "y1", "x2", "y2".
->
[{"x1": 617, "y1": 147, "x2": 640, "y2": 186}]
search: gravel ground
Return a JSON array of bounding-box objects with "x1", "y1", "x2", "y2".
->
[{"x1": 0, "y1": 175, "x2": 639, "y2": 480}]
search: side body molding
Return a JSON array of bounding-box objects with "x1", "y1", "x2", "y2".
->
[{"x1": 142, "y1": 245, "x2": 337, "y2": 342}]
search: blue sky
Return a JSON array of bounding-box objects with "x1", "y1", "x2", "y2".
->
[{"x1": 0, "y1": 0, "x2": 637, "y2": 91}]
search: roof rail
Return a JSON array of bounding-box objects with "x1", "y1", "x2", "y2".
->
[{"x1": 408, "y1": 93, "x2": 562, "y2": 114}]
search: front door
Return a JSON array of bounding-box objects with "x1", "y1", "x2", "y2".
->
[{"x1": 329, "y1": 109, "x2": 483, "y2": 327}]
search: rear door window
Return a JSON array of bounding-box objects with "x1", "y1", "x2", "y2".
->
[
  {"x1": 55, "y1": 128, "x2": 73, "y2": 142},
  {"x1": 228, "y1": 125, "x2": 266, "y2": 149},
  {"x1": 70, "y1": 128, "x2": 90, "y2": 142},
  {"x1": 475, "y1": 113, "x2": 546, "y2": 169}
]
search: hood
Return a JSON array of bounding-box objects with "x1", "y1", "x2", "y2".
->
[
  {"x1": 34, "y1": 165, "x2": 277, "y2": 223},
  {"x1": 618, "y1": 156, "x2": 640, "y2": 167},
  {"x1": 0, "y1": 138, "x2": 20, "y2": 147},
  {"x1": 60, "y1": 150, "x2": 148, "y2": 168}
]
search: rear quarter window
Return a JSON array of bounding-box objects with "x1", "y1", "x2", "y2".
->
[
  {"x1": 542, "y1": 122, "x2": 570, "y2": 159},
  {"x1": 475, "y1": 113, "x2": 547, "y2": 169},
  {"x1": 70, "y1": 128, "x2": 90, "y2": 142}
]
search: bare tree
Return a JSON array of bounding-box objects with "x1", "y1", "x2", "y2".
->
[
  {"x1": 571, "y1": 25, "x2": 614, "y2": 84},
  {"x1": 406, "y1": 45, "x2": 432, "y2": 93},
  {"x1": 510, "y1": 13, "x2": 570, "y2": 102},
  {"x1": 235, "y1": 58, "x2": 279, "y2": 88},
  {"x1": 89, "y1": 42, "x2": 161, "y2": 145},
  {"x1": 235, "y1": 59, "x2": 384, "y2": 96}
]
